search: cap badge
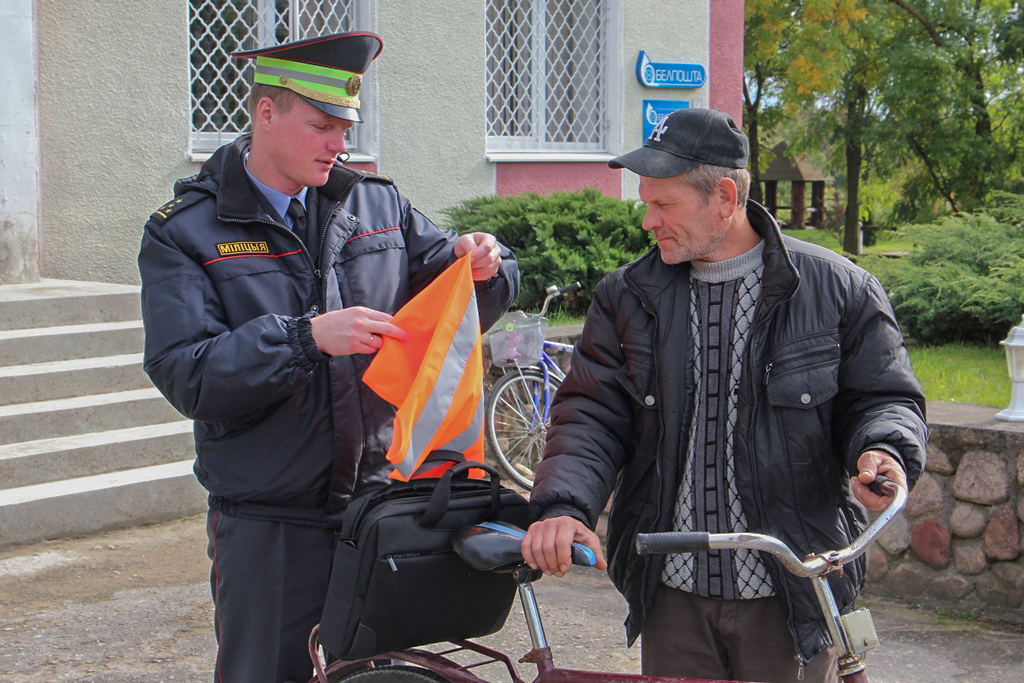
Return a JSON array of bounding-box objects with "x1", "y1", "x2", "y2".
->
[{"x1": 346, "y1": 73, "x2": 362, "y2": 97}]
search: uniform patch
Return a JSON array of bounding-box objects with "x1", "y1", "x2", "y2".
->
[
  {"x1": 216, "y1": 241, "x2": 271, "y2": 257},
  {"x1": 147, "y1": 188, "x2": 205, "y2": 226},
  {"x1": 152, "y1": 198, "x2": 185, "y2": 219},
  {"x1": 360, "y1": 169, "x2": 394, "y2": 184}
]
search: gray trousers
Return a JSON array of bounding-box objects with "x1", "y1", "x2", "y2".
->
[
  {"x1": 641, "y1": 584, "x2": 838, "y2": 683},
  {"x1": 206, "y1": 509, "x2": 336, "y2": 683}
]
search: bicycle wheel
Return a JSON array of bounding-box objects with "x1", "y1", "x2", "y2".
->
[
  {"x1": 331, "y1": 664, "x2": 453, "y2": 683},
  {"x1": 485, "y1": 368, "x2": 561, "y2": 489}
]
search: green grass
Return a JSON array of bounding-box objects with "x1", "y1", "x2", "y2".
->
[
  {"x1": 906, "y1": 343, "x2": 1010, "y2": 408},
  {"x1": 781, "y1": 228, "x2": 915, "y2": 255}
]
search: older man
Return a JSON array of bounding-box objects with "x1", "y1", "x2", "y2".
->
[{"x1": 522, "y1": 108, "x2": 926, "y2": 683}]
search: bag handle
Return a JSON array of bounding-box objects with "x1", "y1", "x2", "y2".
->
[
  {"x1": 409, "y1": 449, "x2": 465, "y2": 478},
  {"x1": 421, "y1": 461, "x2": 502, "y2": 529}
]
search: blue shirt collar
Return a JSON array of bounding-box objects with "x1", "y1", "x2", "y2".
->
[{"x1": 243, "y1": 154, "x2": 308, "y2": 229}]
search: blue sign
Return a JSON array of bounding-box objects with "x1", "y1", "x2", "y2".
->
[
  {"x1": 643, "y1": 100, "x2": 690, "y2": 141},
  {"x1": 637, "y1": 51, "x2": 706, "y2": 89}
]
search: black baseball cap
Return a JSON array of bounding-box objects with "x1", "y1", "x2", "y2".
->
[{"x1": 609, "y1": 108, "x2": 749, "y2": 178}]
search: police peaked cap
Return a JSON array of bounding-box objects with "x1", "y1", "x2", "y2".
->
[{"x1": 233, "y1": 32, "x2": 383, "y2": 123}]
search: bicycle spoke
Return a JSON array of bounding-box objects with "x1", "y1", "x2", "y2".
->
[{"x1": 486, "y1": 369, "x2": 562, "y2": 489}]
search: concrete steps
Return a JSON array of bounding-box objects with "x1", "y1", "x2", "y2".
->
[{"x1": 0, "y1": 280, "x2": 205, "y2": 548}]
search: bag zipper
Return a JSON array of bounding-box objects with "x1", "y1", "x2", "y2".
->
[{"x1": 384, "y1": 548, "x2": 456, "y2": 572}]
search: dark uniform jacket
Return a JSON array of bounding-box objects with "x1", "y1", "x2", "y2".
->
[
  {"x1": 530, "y1": 200, "x2": 926, "y2": 665},
  {"x1": 139, "y1": 135, "x2": 519, "y2": 527}
]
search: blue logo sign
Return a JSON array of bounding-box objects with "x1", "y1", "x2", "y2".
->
[
  {"x1": 643, "y1": 100, "x2": 690, "y2": 142},
  {"x1": 637, "y1": 51, "x2": 706, "y2": 89}
]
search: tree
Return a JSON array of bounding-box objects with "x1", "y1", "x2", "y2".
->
[
  {"x1": 800, "y1": 4, "x2": 891, "y2": 253},
  {"x1": 743, "y1": 0, "x2": 793, "y2": 204},
  {"x1": 879, "y1": 0, "x2": 1023, "y2": 215},
  {"x1": 744, "y1": 0, "x2": 868, "y2": 219}
]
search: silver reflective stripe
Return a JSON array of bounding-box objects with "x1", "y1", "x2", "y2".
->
[
  {"x1": 255, "y1": 64, "x2": 351, "y2": 89},
  {"x1": 439, "y1": 395, "x2": 484, "y2": 454},
  {"x1": 394, "y1": 288, "x2": 482, "y2": 478}
]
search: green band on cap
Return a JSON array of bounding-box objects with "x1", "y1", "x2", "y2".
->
[
  {"x1": 256, "y1": 56, "x2": 356, "y2": 83},
  {"x1": 253, "y1": 55, "x2": 363, "y2": 109},
  {"x1": 254, "y1": 72, "x2": 361, "y2": 109}
]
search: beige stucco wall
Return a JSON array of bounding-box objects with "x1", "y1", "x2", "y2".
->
[
  {"x1": 38, "y1": 1, "x2": 194, "y2": 285},
  {"x1": 34, "y1": 1, "x2": 716, "y2": 284},
  {"x1": 618, "y1": 0, "x2": 711, "y2": 200},
  {"x1": 1, "y1": 0, "x2": 42, "y2": 284},
  {"x1": 374, "y1": 1, "x2": 493, "y2": 227}
]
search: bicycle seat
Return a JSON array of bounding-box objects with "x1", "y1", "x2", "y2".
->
[
  {"x1": 453, "y1": 521, "x2": 527, "y2": 571},
  {"x1": 453, "y1": 521, "x2": 597, "y2": 571}
]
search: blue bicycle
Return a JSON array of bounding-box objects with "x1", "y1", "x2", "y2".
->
[{"x1": 485, "y1": 282, "x2": 580, "y2": 489}]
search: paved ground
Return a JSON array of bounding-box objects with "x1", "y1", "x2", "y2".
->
[{"x1": 1, "y1": 515, "x2": 1022, "y2": 683}]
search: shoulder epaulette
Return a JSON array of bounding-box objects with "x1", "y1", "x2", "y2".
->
[
  {"x1": 148, "y1": 190, "x2": 207, "y2": 226},
  {"x1": 359, "y1": 169, "x2": 395, "y2": 185}
]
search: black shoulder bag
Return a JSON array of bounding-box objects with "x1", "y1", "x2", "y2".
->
[{"x1": 318, "y1": 461, "x2": 529, "y2": 660}]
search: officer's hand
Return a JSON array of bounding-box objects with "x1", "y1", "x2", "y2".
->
[
  {"x1": 851, "y1": 450, "x2": 907, "y2": 511},
  {"x1": 521, "y1": 516, "x2": 607, "y2": 577},
  {"x1": 310, "y1": 307, "x2": 409, "y2": 356},
  {"x1": 454, "y1": 233, "x2": 502, "y2": 281}
]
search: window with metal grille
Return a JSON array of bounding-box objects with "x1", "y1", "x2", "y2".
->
[
  {"x1": 486, "y1": 0, "x2": 608, "y2": 154},
  {"x1": 189, "y1": 0, "x2": 367, "y2": 157}
]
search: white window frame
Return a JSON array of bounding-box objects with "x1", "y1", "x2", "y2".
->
[
  {"x1": 485, "y1": 0, "x2": 620, "y2": 161},
  {"x1": 188, "y1": 0, "x2": 376, "y2": 162}
]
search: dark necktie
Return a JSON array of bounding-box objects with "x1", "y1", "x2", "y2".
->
[{"x1": 286, "y1": 197, "x2": 307, "y2": 246}]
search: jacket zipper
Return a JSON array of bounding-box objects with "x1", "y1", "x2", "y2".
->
[
  {"x1": 220, "y1": 215, "x2": 324, "y2": 310},
  {"x1": 310, "y1": 176, "x2": 362, "y2": 316},
  {"x1": 763, "y1": 342, "x2": 840, "y2": 386},
  {"x1": 624, "y1": 263, "x2": 665, "y2": 636},
  {"x1": 747, "y1": 300, "x2": 806, "y2": 669}
]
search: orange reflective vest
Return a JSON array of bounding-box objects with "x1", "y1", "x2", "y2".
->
[{"x1": 363, "y1": 256, "x2": 485, "y2": 481}]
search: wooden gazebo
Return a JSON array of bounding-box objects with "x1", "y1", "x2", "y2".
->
[{"x1": 761, "y1": 142, "x2": 830, "y2": 229}]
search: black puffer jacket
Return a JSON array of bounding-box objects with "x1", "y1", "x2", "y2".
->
[
  {"x1": 530, "y1": 200, "x2": 926, "y2": 664},
  {"x1": 139, "y1": 135, "x2": 519, "y2": 526}
]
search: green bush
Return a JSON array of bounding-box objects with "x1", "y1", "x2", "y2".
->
[
  {"x1": 443, "y1": 188, "x2": 651, "y2": 315},
  {"x1": 858, "y1": 194, "x2": 1024, "y2": 345}
]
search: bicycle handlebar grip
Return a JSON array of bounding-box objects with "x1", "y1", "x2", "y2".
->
[
  {"x1": 563, "y1": 281, "x2": 582, "y2": 294},
  {"x1": 570, "y1": 541, "x2": 598, "y2": 566},
  {"x1": 867, "y1": 474, "x2": 898, "y2": 497},
  {"x1": 635, "y1": 531, "x2": 709, "y2": 556}
]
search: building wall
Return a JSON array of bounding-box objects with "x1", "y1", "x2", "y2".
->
[
  {"x1": 374, "y1": 0, "x2": 494, "y2": 228},
  {"x1": 1, "y1": 0, "x2": 42, "y2": 284},
  {"x1": 617, "y1": 0, "x2": 712, "y2": 200},
  {"x1": 37, "y1": 0, "x2": 193, "y2": 284},
  {"x1": 709, "y1": 0, "x2": 745, "y2": 127},
  {"x1": 33, "y1": 1, "x2": 742, "y2": 285}
]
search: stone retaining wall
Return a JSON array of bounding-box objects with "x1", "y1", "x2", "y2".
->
[
  {"x1": 865, "y1": 403, "x2": 1024, "y2": 623},
  {"x1": 486, "y1": 327, "x2": 1024, "y2": 623}
]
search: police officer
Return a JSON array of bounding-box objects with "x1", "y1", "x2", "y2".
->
[{"x1": 138, "y1": 32, "x2": 519, "y2": 683}]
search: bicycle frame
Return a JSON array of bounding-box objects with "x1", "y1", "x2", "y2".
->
[
  {"x1": 309, "y1": 482, "x2": 905, "y2": 683},
  {"x1": 485, "y1": 281, "x2": 580, "y2": 488},
  {"x1": 521, "y1": 343, "x2": 572, "y2": 425},
  {"x1": 309, "y1": 568, "x2": 729, "y2": 683}
]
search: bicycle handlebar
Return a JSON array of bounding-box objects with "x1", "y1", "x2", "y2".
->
[
  {"x1": 635, "y1": 476, "x2": 906, "y2": 579},
  {"x1": 538, "y1": 281, "x2": 582, "y2": 317}
]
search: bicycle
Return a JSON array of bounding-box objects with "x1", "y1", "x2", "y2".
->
[
  {"x1": 305, "y1": 477, "x2": 906, "y2": 683},
  {"x1": 484, "y1": 282, "x2": 581, "y2": 489}
]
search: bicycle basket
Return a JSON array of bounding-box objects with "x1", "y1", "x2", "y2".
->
[{"x1": 488, "y1": 311, "x2": 548, "y2": 368}]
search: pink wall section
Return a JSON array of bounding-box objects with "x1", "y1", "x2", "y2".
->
[
  {"x1": 469, "y1": 3, "x2": 746, "y2": 201},
  {"x1": 495, "y1": 162, "x2": 622, "y2": 198},
  {"x1": 709, "y1": 0, "x2": 745, "y2": 126}
]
